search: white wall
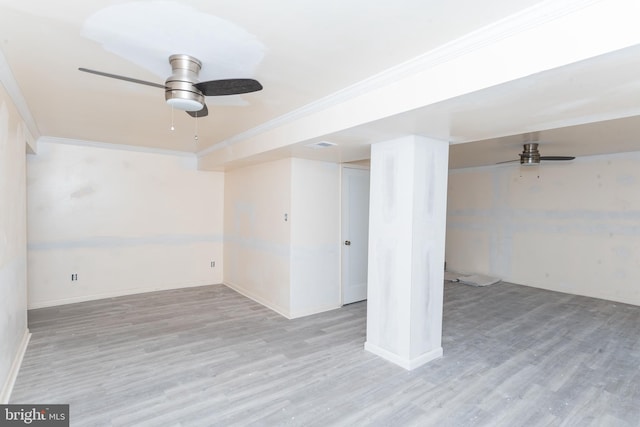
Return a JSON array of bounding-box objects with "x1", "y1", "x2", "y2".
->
[
  {"x1": 290, "y1": 158, "x2": 341, "y2": 317},
  {"x1": 0, "y1": 82, "x2": 29, "y2": 402},
  {"x1": 27, "y1": 139, "x2": 224, "y2": 308},
  {"x1": 446, "y1": 152, "x2": 640, "y2": 306},
  {"x1": 223, "y1": 158, "x2": 292, "y2": 316},
  {"x1": 224, "y1": 158, "x2": 341, "y2": 318}
]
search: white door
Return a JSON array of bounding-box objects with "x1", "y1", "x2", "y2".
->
[{"x1": 341, "y1": 167, "x2": 370, "y2": 305}]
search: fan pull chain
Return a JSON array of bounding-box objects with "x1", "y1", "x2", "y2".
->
[
  {"x1": 194, "y1": 113, "x2": 199, "y2": 142},
  {"x1": 170, "y1": 106, "x2": 175, "y2": 131}
]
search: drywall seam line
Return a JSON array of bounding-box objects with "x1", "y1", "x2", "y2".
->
[{"x1": 28, "y1": 234, "x2": 223, "y2": 251}]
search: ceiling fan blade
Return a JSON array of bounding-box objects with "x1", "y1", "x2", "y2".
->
[
  {"x1": 186, "y1": 104, "x2": 208, "y2": 118},
  {"x1": 79, "y1": 67, "x2": 166, "y2": 89},
  {"x1": 540, "y1": 156, "x2": 575, "y2": 161},
  {"x1": 496, "y1": 159, "x2": 520, "y2": 164},
  {"x1": 194, "y1": 78, "x2": 262, "y2": 96}
]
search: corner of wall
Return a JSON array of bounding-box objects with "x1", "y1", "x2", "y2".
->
[
  {"x1": 0, "y1": 330, "x2": 31, "y2": 404},
  {"x1": 0, "y1": 74, "x2": 30, "y2": 405},
  {"x1": 446, "y1": 153, "x2": 640, "y2": 306}
]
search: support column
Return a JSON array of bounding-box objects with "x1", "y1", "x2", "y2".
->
[{"x1": 365, "y1": 135, "x2": 449, "y2": 370}]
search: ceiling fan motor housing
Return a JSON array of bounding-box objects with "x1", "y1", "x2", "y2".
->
[
  {"x1": 520, "y1": 142, "x2": 541, "y2": 165},
  {"x1": 165, "y1": 54, "x2": 205, "y2": 111}
]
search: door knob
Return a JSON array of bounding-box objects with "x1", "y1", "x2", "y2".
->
[{"x1": 344, "y1": 240, "x2": 351, "y2": 246}]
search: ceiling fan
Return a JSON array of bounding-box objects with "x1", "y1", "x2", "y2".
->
[
  {"x1": 498, "y1": 143, "x2": 575, "y2": 165},
  {"x1": 79, "y1": 54, "x2": 262, "y2": 118}
]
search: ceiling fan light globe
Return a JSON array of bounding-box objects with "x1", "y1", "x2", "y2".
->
[{"x1": 166, "y1": 97, "x2": 203, "y2": 112}]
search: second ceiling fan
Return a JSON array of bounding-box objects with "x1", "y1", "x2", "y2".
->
[
  {"x1": 79, "y1": 54, "x2": 263, "y2": 118},
  {"x1": 499, "y1": 143, "x2": 575, "y2": 165}
]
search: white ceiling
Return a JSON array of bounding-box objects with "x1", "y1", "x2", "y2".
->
[
  {"x1": 1, "y1": 0, "x2": 640, "y2": 169},
  {"x1": 281, "y1": 44, "x2": 640, "y2": 169}
]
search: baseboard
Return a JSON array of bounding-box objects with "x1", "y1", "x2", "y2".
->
[
  {"x1": 1, "y1": 329, "x2": 31, "y2": 404},
  {"x1": 28, "y1": 281, "x2": 222, "y2": 309},
  {"x1": 289, "y1": 303, "x2": 342, "y2": 319},
  {"x1": 223, "y1": 281, "x2": 292, "y2": 319},
  {"x1": 364, "y1": 341, "x2": 442, "y2": 370},
  {"x1": 506, "y1": 280, "x2": 640, "y2": 308}
]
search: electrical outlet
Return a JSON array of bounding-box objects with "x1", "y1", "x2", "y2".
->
[
  {"x1": 71, "y1": 273, "x2": 78, "y2": 281},
  {"x1": 210, "y1": 261, "x2": 215, "y2": 268}
]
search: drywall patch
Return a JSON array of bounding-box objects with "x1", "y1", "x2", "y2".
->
[
  {"x1": 612, "y1": 245, "x2": 632, "y2": 259},
  {"x1": 616, "y1": 173, "x2": 636, "y2": 186},
  {"x1": 70, "y1": 186, "x2": 95, "y2": 199},
  {"x1": 82, "y1": 1, "x2": 265, "y2": 105}
]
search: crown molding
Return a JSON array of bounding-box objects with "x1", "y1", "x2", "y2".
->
[
  {"x1": 39, "y1": 136, "x2": 196, "y2": 158},
  {"x1": 197, "y1": 0, "x2": 599, "y2": 158}
]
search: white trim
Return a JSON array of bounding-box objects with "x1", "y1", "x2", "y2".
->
[
  {"x1": 223, "y1": 281, "x2": 292, "y2": 319},
  {"x1": 197, "y1": 0, "x2": 597, "y2": 158},
  {"x1": 364, "y1": 342, "x2": 443, "y2": 371},
  {"x1": 38, "y1": 136, "x2": 196, "y2": 158},
  {"x1": 28, "y1": 281, "x2": 220, "y2": 309},
  {"x1": 288, "y1": 304, "x2": 341, "y2": 319},
  {"x1": 20, "y1": 122, "x2": 36, "y2": 154},
  {"x1": 1, "y1": 329, "x2": 31, "y2": 404},
  {"x1": 341, "y1": 163, "x2": 370, "y2": 171}
]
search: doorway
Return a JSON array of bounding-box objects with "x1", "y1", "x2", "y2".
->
[{"x1": 341, "y1": 166, "x2": 370, "y2": 305}]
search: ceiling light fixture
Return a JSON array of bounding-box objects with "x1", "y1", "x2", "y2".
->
[
  {"x1": 165, "y1": 54, "x2": 205, "y2": 112},
  {"x1": 520, "y1": 143, "x2": 541, "y2": 165}
]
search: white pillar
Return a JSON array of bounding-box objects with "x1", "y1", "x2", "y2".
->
[{"x1": 365, "y1": 135, "x2": 449, "y2": 370}]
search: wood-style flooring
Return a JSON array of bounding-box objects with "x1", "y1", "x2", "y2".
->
[{"x1": 11, "y1": 281, "x2": 640, "y2": 426}]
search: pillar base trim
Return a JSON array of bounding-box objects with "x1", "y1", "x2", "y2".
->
[{"x1": 365, "y1": 341, "x2": 443, "y2": 370}]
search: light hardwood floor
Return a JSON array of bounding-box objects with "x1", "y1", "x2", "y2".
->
[{"x1": 11, "y1": 282, "x2": 640, "y2": 426}]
